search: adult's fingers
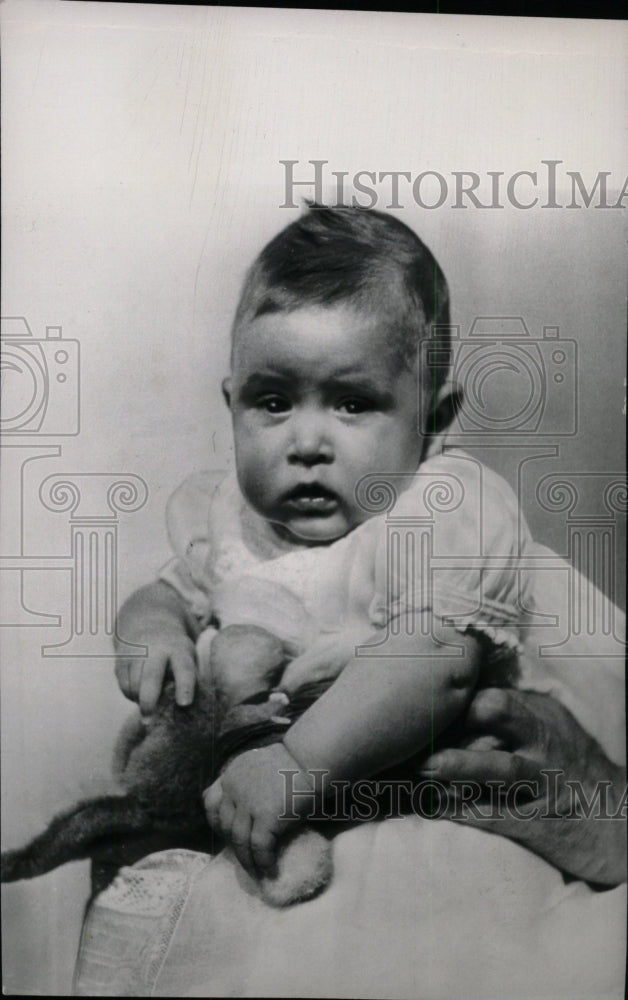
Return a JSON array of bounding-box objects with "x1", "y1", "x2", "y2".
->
[
  {"x1": 456, "y1": 734, "x2": 505, "y2": 753},
  {"x1": 419, "y1": 747, "x2": 539, "y2": 785},
  {"x1": 463, "y1": 688, "x2": 541, "y2": 747},
  {"x1": 171, "y1": 649, "x2": 197, "y2": 707}
]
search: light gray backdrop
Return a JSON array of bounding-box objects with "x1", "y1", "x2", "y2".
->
[{"x1": 1, "y1": 3, "x2": 626, "y2": 994}]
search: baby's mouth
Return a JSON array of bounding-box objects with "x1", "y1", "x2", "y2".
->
[{"x1": 283, "y1": 483, "x2": 339, "y2": 515}]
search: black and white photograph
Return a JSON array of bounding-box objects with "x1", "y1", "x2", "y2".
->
[{"x1": 1, "y1": 3, "x2": 626, "y2": 997}]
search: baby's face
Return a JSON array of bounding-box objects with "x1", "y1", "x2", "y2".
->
[{"x1": 224, "y1": 303, "x2": 425, "y2": 544}]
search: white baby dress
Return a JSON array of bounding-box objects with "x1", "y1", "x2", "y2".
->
[{"x1": 159, "y1": 450, "x2": 534, "y2": 671}]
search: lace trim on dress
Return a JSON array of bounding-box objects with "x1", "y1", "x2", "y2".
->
[{"x1": 73, "y1": 850, "x2": 213, "y2": 997}]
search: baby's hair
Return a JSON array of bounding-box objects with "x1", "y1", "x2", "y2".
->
[{"x1": 231, "y1": 203, "x2": 451, "y2": 394}]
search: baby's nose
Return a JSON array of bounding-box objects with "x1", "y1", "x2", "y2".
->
[{"x1": 287, "y1": 414, "x2": 333, "y2": 465}]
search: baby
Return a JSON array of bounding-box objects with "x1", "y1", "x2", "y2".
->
[{"x1": 116, "y1": 204, "x2": 534, "y2": 879}]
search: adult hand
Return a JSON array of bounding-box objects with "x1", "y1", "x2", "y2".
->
[{"x1": 418, "y1": 688, "x2": 627, "y2": 887}]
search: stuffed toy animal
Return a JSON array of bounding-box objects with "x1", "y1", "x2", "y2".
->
[{"x1": 0, "y1": 624, "x2": 333, "y2": 907}]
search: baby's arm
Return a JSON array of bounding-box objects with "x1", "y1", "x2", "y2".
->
[
  {"x1": 205, "y1": 613, "x2": 481, "y2": 873},
  {"x1": 277, "y1": 626, "x2": 377, "y2": 697},
  {"x1": 115, "y1": 580, "x2": 202, "y2": 718},
  {"x1": 284, "y1": 613, "x2": 481, "y2": 783}
]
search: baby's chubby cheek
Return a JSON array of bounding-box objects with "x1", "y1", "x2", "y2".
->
[{"x1": 235, "y1": 457, "x2": 278, "y2": 513}]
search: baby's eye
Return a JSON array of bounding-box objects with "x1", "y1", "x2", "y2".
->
[
  {"x1": 258, "y1": 395, "x2": 291, "y2": 414},
  {"x1": 337, "y1": 397, "x2": 373, "y2": 415}
]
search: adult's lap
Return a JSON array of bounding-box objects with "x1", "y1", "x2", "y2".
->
[{"x1": 74, "y1": 817, "x2": 626, "y2": 999}]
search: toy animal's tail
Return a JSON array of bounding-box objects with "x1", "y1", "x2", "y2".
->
[{"x1": 1, "y1": 795, "x2": 157, "y2": 882}]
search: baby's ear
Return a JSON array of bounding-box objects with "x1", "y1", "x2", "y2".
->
[
  {"x1": 221, "y1": 377, "x2": 232, "y2": 409},
  {"x1": 421, "y1": 383, "x2": 463, "y2": 463},
  {"x1": 428, "y1": 382, "x2": 463, "y2": 436}
]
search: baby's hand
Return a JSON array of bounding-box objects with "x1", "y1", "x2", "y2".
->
[
  {"x1": 203, "y1": 744, "x2": 314, "y2": 875},
  {"x1": 279, "y1": 627, "x2": 371, "y2": 697},
  {"x1": 115, "y1": 636, "x2": 198, "y2": 720}
]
